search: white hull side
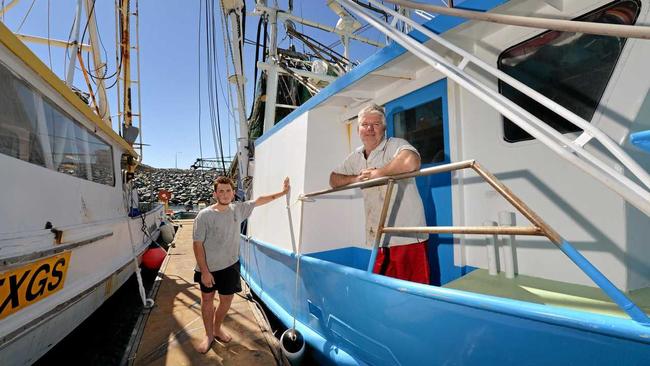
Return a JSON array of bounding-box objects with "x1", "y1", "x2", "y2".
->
[{"x1": 0, "y1": 205, "x2": 163, "y2": 366}]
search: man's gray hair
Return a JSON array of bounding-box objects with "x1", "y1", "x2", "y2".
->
[{"x1": 358, "y1": 103, "x2": 386, "y2": 126}]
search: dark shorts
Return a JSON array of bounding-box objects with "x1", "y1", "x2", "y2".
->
[{"x1": 194, "y1": 261, "x2": 242, "y2": 295}]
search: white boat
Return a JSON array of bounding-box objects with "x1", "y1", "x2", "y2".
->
[
  {"x1": 217, "y1": 0, "x2": 650, "y2": 364},
  {"x1": 0, "y1": 2, "x2": 164, "y2": 365}
]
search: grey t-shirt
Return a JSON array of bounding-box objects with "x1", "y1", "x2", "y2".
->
[{"x1": 193, "y1": 201, "x2": 255, "y2": 272}]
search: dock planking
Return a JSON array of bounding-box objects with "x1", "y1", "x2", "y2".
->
[{"x1": 128, "y1": 221, "x2": 287, "y2": 366}]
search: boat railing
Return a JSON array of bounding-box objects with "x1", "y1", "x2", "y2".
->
[
  {"x1": 334, "y1": 0, "x2": 650, "y2": 219},
  {"x1": 300, "y1": 160, "x2": 650, "y2": 325}
]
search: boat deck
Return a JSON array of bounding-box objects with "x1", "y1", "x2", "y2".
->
[
  {"x1": 445, "y1": 269, "x2": 650, "y2": 319},
  {"x1": 126, "y1": 221, "x2": 287, "y2": 366}
]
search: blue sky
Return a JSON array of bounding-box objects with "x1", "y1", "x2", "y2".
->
[{"x1": 1, "y1": 1, "x2": 442, "y2": 168}]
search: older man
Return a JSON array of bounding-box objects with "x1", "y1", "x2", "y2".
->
[{"x1": 330, "y1": 104, "x2": 430, "y2": 284}]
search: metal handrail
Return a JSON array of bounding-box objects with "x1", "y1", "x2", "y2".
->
[{"x1": 301, "y1": 160, "x2": 649, "y2": 325}]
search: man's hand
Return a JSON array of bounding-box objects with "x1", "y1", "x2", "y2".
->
[
  {"x1": 282, "y1": 177, "x2": 290, "y2": 194},
  {"x1": 359, "y1": 168, "x2": 382, "y2": 181},
  {"x1": 201, "y1": 271, "x2": 215, "y2": 288}
]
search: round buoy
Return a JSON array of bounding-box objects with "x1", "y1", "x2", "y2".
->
[
  {"x1": 142, "y1": 245, "x2": 166, "y2": 270},
  {"x1": 159, "y1": 221, "x2": 174, "y2": 244},
  {"x1": 280, "y1": 328, "x2": 305, "y2": 365}
]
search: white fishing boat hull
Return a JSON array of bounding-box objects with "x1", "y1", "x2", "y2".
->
[
  {"x1": 0, "y1": 207, "x2": 163, "y2": 366},
  {"x1": 0, "y1": 19, "x2": 165, "y2": 365}
]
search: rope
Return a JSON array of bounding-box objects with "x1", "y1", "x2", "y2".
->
[
  {"x1": 125, "y1": 181, "x2": 155, "y2": 309},
  {"x1": 289, "y1": 195, "x2": 308, "y2": 337}
]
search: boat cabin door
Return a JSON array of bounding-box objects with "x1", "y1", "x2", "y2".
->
[{"x1": 385, "y1": 79, "x2": 461, "y2": 286}]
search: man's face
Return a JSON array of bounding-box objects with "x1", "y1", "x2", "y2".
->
[
  {"x1": 213, "y1": 183, "x2": 235, "y2": 205},
  {"x1": 358, "y1": 113, "x2": 385, "y2": 150}
]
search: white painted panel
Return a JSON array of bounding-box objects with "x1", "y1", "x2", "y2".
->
[
  {"x1": 248, "y1": 113, "x2": 309, "y2": 253},
  {"x1": 0, "y1": 153, "x2": 126, "y2": 234},
  {"x1": 301, "y1": 106, "x2": 365, "y2": 253}
]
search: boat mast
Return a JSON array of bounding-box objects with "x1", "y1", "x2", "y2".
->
[
  {"x1": 84, "y1": 0, "x2": 111, "y2": 125},
  {"x1": 260, "y1": 1, "x2": 279, "y2": 133},
  {"x1": 221, "y1": 0, "x2": 250, "y2": 182},
  {"x1": 254, "y1": 0, "x2": 382, "y2": 133},
  {"x1": 65, "y1": 0, "x2": 84, "y2": 85},
  {"x1": 119, "y1": 0, "x2": 133, "y2": 132}
]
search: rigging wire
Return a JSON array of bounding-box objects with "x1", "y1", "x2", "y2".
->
[
  {"x1": 47, "y1": 0, "x2": 53, "y2": 70},
  {"x1": 205, "y1": 0, "x2": 227, "y2": 174},
  {"x1": 215, "y1": 6, "x2": 235, "y2": 125},
  {"x1": 197, "y1": 0, "x2": 204, "y2": 163},
  {"x1": 15, "y1": 0, "x2": 36, "y2": 33},
  {"x1": 211, "y1": 0, "x2": 227, "y2": 173}
]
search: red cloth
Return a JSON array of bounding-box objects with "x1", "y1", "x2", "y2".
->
[{"x1": 373, "y1": 240, "x2": 430, "y2": 284}]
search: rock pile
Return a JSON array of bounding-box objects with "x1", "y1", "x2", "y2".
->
[{"x1": 134, "y1": 165, "x2": 220, "y2": 206}]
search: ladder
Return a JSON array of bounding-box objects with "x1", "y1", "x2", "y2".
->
[
  {"x1": 335, "y1": 0, "x2": 650, "y2": 217},
  {"x1": 116, "y1": 0, "x2": 144, "y2": 158}
]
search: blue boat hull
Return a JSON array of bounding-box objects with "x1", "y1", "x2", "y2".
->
[{"x1": 240, "y1": 237, "x2": 650, "y2": 365}]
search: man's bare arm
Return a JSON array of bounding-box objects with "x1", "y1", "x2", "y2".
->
[
  {"x1": 254, "y1": 177, "x2": 290, "y2": 207},
  {"x1": 357, "y1": 150, "x2": 421, "y2": 181},
  {"x1": 373, "y1": 150, "x2": 420, "y2": 177},
  {"x1": 192, "y1": 240, "x2": 211, "y2": 273},
  {"x1": 329, "y1": 172, "x2": 361, "y2": 188},
  {"x1": 193, "y1": 240, "x2": 214, "y2": 287}
]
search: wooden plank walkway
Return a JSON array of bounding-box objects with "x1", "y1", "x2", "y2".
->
[{"x1": 128, "y1": 222, "x2": 287, "y2": 366}]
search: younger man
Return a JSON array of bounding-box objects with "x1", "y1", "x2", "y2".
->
[{"x1": 192, "y1": 176, "x2": 289, "y2": 353}]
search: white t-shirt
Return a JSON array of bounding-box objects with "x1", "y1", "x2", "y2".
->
[
  {"x1": 334, "y1": 137, "x2": 427, "y2": 247},
  {"x1": 193, "y1": 201, "x2": 255, "y2": 271}
]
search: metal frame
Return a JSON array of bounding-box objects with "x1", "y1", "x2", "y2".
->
[
  {"x1": 335, "y1": 0, "x2": 650, "y2": 218},
  {"x1": 301, "y1": 160, "x2": 649, "y2": 325}
]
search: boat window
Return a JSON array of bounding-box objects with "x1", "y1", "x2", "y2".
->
[
  {"x1": 498, "y1": 0, "x2": 640, "y2": 143},
  {"x1": 0, "y1": 61, "x2": 115, "y2": 186},
  {"x1": 0, "y1": 64, "x2": 46, "y2": 166},
  {"x1": 393, "y1": 98, "x2": 445, "y2": 164}
]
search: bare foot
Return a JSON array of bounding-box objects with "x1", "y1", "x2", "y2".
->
[
  {"x1": 197, "y1": 336, "x2": 214, "y2": 353},
  {"x1": 214, "y1": 328, "x2": 232, "y2": 343}
]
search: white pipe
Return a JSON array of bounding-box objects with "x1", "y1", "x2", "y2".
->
[
  {"x1": 65, "y1": 0, "x2": 84, "y2": 85},
  {"x1": 343, "y1": 33, "x2": 351, "y2": 71},
  {"x1": 263, "y1": 8, "x2": 279, "y2": 134},
  {"x1": 15, "y1": 34, "x2": 91, "y2": 51},
  {"x1": 338, "y1": 0, "x2": 650, "y2": 217},
  {"x1": 484, "y1": 220, "x2": 498, "y2": 276},
  {"x1": 384, "y1": 0, "x2": 650, "y2": 40},
  {"x1": 498, "y1": 211, "x2": 516, "y2": 279},
  {"x1": 227, "y1": 9, "x2": 250, "y2": 179},
  {"x1": 368, "y1": 0, "x2": 650, "y2": 191}
]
